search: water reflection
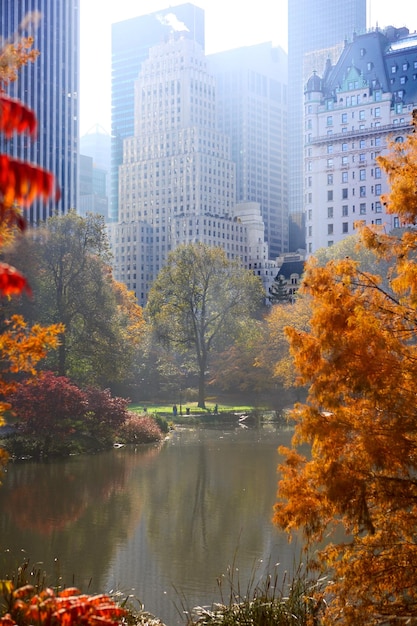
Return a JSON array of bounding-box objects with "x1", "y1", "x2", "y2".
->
[{"x1": 0, "y1": 426, "x2": 301, "y2": 625}]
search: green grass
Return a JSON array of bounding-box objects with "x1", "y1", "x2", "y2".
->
[{"x1": 129, "y1": 401, "x2": 256, "y2": 416}]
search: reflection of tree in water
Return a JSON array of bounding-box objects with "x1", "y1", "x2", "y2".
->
[
  {"x1": 0, "y1": 445, "x2": 161, "y2": 591},
  {"x1": 143, "y1": 429, "x2": 296, "y2": 590}
]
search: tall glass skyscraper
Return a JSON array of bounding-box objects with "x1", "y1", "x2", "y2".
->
[
  {"x1": 288, "y1": 0, "x2": 366, "y2": 248},
  {"x1": 110, "y1": 3, "x2": 205, "y2": 221},
  {"x1": 0, "y1": 0, "x2": 79, "y2": 222}
]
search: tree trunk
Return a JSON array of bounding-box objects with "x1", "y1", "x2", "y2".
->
[{"x1": 198, "y1": 370, "x2": 206, "y2": 409}]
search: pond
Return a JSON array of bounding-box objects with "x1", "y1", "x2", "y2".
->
[{"x1": 0, "y1": 425, "x2": 303, "y2": 625}]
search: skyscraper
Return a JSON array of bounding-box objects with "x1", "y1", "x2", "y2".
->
[
  {"x1": 208, "y1": 43, "x2": 288, "y2": 258},
  {"x1": 110, "y1": 3, "x2": 205, "y2": 221},
  {"x1": 288, "y1": 0, "x2": 366, "y2": 248},
  {"x1": 109, "y1": 33, "x2": 275, "y2": 305},
  {"x1": 0, "y1": 0, "x2": 79, "y2": 222}
]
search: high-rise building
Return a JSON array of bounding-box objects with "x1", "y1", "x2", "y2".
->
[
  {"x1": 110, "y1": 3, "x2": 205, "y2": 222},
  {"x1": 288, "y1": 0, "x2": 366, "y2": 249},
  {"x1": 109, "y1": 34, "x2": 276, "y2": 305},
  {"x1": 208, "y1": 43, "x2": 288, "y2": 258},
  {"x1": 304, "y1": 26, "x2": 417, "y2": 254},
  {"x1": 0, "y1": 0, "x2": 79, "y2": 222}
]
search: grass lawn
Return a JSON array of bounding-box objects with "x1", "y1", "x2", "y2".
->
[{"x1": 129, "y1": 400, "x2": 256, "y2": 417}]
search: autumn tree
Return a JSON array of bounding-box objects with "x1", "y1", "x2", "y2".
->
[
  {"x1": 146, "y1": 243, "x2": 264, "y2": 408},
  {"x1": 3, "y1": 211, "x2": 145, "y2": 388},
  {"x1": 274, "y1": 113, "x2": 417, "y2": 623}
]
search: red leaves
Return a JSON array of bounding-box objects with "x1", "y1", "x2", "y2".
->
[
  {"x1": 1, "y1": 585, "x2": 127, "y2": 626},
  {"x1": 0, "y1": 155, "x2": 58, "y2": 208},
  {"x1": 0, "y1": 95, "x2": 37, "y2": 138},
  {"x1": 0, "y1": 263, "x2": 31, "y2": 296},
  {"x1": 0, "y1": 90, "x2": 60, "y2": 299}
]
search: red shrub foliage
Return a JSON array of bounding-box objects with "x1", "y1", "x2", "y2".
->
[
  {"x1": 0, "y1": 584, "x2": 126, "y2": 626},
  {"x1": 11, "y1": 371, "x2": 86, "y2": 438},
  {"x1": 84, "y1": 387, "x2": 130, "y2": 437},
  {"x1": 119, "y1": 413, "x2": 162, "y2": 444}
]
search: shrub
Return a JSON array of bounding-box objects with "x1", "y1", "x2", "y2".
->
[
  {"x1": 154, "y1": 414, "x2": 169, "y2": 434},
  {"x1": 10, "y1": 372, "x2": 87, "y2": 440},
  {"x1": 0, "y1": 582, "x2": 126, "y2": 626},
  {"x1": 84, "y1": 387, "x2": 130, "y2": 442},
  {"x1": 119, "y1": 413, "x2": 163, "y2": 444}
]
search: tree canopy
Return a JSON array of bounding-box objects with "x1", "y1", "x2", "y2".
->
[
  {"x1": 274, "y1": 114, "x2": 417, "y2": 623},
  {"x1": 146, "y1": 243, "x2": 264, "y2": 408},
  {"x1": 3, "y1": 211, "x2": 145, "y2": 388}
]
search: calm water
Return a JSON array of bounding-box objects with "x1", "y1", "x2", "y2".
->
[{"x1": 0, "y1": 425, "x2": 302, "y2": 625}]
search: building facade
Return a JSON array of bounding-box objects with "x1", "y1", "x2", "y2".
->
[
  {"x1": 288, "y1": 0, "x2": 366, "y2": 249},
  {"x1": 208, "y1": 43, "x2": 288, "y2": 258},
  {"x1": 304, "y1": 27, "x2": 417, "y2": 254},
  {"x1": 0, "y1": 0, "x2": 79, "y2": 222},
  {"x1": 110, "y1": 3, "x2": 205, "y2": 221},
  {"x1": 109, "y1": 35, "x2": 277, "y2": 305}
]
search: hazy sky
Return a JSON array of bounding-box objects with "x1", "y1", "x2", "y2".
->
[{"x1": 79, "y1": 0, "x2": 417, "y2": 136}]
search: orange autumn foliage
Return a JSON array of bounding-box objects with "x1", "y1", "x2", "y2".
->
[{"x1": 274, "y1": 112, "x2": 417, "y2": 624}]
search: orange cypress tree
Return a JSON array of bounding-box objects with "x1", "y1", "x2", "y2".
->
[{"x1": 274, "y1": 112, "x2": 417, "y2": 623}]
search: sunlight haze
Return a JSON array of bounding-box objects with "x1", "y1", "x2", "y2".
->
[{"x1": 80, "y1": 0, "x2": 417, "y2": 135}]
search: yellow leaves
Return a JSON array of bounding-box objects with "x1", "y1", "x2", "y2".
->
[{"x1": 0, "y1": 315, "x2": 63, "y2": 421}]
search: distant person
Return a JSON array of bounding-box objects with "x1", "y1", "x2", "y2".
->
[
  {"x1": 214, "y1": 404, "x2": 218, "y2": 414},
  {"x1": 186, "y1": 407, "x2": 190, "y2": 415},
  {"x1": 173, "y1": 404, "x2": 178, "y2": 417}
]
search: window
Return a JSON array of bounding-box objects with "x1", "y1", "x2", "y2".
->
[
  {"x1": 342, "y1": 205, "x2": 348, "y2": 217},
  {"x1": 360, "y1": 186, "x2": 366, "y2": 197},
  {"x1": 403, "y1": 62, "x2": 409, "y2": 71},
  {"x1": 342, "y1": 142, "x2": 348, "y2": 151},
  {"x1": 328, "y1": 240, "x2": 334, "y2": 247},
  {"x1": 391, "y1": 65, "x2": 397, "y2": 74},
  {"x1": 328, "y1": 224, "x2": 334, "y2": 235},
  {"x1": 342, "y1": 188, "x2": 348, "y2": 199},
  {"x1": 308, "y1": 209, "x2": 312, "y2": 220},
  {"x1": 342, "y1": 222, "x2": 349, "y2": 233},
  {"x1": 342, "y1": 172, "x2": 348, "y2": 183},
  {"x1": 360, "y1": 203, "x2": 366, "y2": 214},
  {"x1": 394, "y1": 217, "x2": 400, "y2": 228},
  {"x1": 342, "y1": 156, "x2": 348, "y2": 165},
  {"x1": 375, "y1": 201, "x2": 382, "y2": 213},
  {"x1": 327, "y1": 174, "x2": 333, "y2": 185},
  {"x1": 360, "y1": 169, "x2": 366, "y2": 180},
  {"x1": 327, "y1": 207, "x2": 334, "y2": 219},
  {"x1": 342, "y1": 112, "x2": 347, "y2": 123},
  {"x1": 375, "y1": 184, "x2": 382, "y2": 195},
  {"x1": 327, "y1": 115, "x2": 333, "y2": 126},
  {"x1": 327, "y1": 144, "x2": 334, "y2": 154},
  {"x1": 375, "y1": 166, "x2": 381, "y2": 179},
  {"x1": 327, "y1": 190, "x2": 333, "y2": 201},
  {"x1": 327, "y1": 158, "x2": 333, "y2": 167},
  {"x1": 359, "y1": 153, "x2": 366, "y2": 163},
  {"x1": 374, "y1": 107, "x2": 380, "y2": 117},
  {"x1": 359, "y1": 110, "x2": 365, "y2": 120},
  {"x1": 360, "y1": 139, "x2": 366, "y2": 149}
]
